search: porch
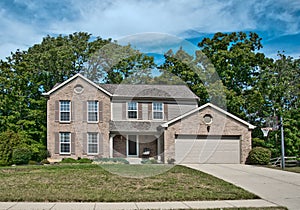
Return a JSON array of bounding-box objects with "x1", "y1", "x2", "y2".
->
[{"x1": 110, "y1": 134, "x2": 164, "y2": 162}]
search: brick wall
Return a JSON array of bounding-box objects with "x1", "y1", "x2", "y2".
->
[
  {"x1": 164, "y1": 107, "x2": 252, "y2": 163},
  {"x1": 47, "y1": 77, "x2": 111, "y2": 161}
]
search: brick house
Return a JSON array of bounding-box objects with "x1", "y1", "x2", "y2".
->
[{"x1": 43, "y1": 74, "x2": 255, "y2": 164}]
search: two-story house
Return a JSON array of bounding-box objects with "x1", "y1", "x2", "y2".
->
[{"x1": 43, "y1": 74, "x2": 254, "y2": 164}]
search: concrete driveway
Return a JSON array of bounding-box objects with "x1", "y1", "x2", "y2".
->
[{"x1": 184, "y1": 164, "x2": 300, "y2": 210}]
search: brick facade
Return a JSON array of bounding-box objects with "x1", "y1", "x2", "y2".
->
[
  {"x1": 47, "y1": 77, "x2": 111, "y2": 161},
  {"x1": 163, "y1": 106, "x2": 252, "y2": 163},
  {"x1": 45, "y1": 74, "x2": 253, "y2": 164}
]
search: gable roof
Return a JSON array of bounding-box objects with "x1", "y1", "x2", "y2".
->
[
  {"x1": 161, "y1": 103, "x2": 256, "y2": 129},
  {"x1": 42, "y1": 74, "x2": 112, "y2": 96},
  {"x1": 99, "y1": 84, "x2": 199, "y2": 100},
  {"x1": 42, "y1": 73, "x2": 199, "y2": 101}
]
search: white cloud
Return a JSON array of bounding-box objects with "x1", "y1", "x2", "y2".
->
[
  {"x1": 49, "y1": 0, "x2": 258, "y2": 37},
  {"x1": 0, "y1": 0, "x2": 299, "y2": 60},
  {"x1": 0, "y1": 8, "x2": 43, "y2": 58}
]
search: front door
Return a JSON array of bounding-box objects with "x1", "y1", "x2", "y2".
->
[{"x1": 127, "y1": 135, "x2": 138, "y2": 156}]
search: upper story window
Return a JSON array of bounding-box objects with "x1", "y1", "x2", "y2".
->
[
  {"x1": 60, "y1": 132, "x2": 71, "y2": 154},
  {"x1": 128, "y1": 102, "x2": 137, "y2": 119},
  {"x1": 153, "y1": 102, "x2": 163, "y2": 120},
  {"x1": 87, "y1": 133, "x2": 98, "y2": 154},
  {"x1": 88, "y1": 101, "x2": 98, "y2": 122},
  {"x1": 60, "y1": 101, "x2": 71, "y2": 122}
]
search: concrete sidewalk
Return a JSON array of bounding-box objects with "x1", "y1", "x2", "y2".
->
[
  {"x1": 0, "y1": 199, "x2": 277, "y2": 210},
  {"x1": 184, "y1": 164, "x2": 300, "y2": 210}
]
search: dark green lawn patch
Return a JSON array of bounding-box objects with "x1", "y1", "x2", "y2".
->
[{"x1": 0, "y1": 164, "x2": 258, "y2": 202}]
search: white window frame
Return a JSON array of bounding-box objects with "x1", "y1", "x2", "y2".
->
[
  {"x1": 59, "y1": 132, "x2": 71, "y2": 154},
  {"x1": 87, "y1": 133, "x2": 99, "y2": 155},
  {"x1": 59, "y1": 100, "x2": 71, "y2": 122},
  {"x1": 127, "y1": 101, "x2": 138, "y2": 119},
  {"x1": 153, "y1": 102, "x2": 164, "y2": 120},
  {"x1": 87, "y1": 101, "x2": 99, "y2": 123}
]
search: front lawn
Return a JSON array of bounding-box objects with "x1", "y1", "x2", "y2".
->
[{"x1": 0, "y1": 164, "x2": 258, "y2": 202}]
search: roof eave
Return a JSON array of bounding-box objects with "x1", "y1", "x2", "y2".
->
[
  {"x1": 161, "y1": 103, "x2": 256, "y2": 129},
  {"x1": 42, "y1": 73, "x2": 112, "y2": 97}
]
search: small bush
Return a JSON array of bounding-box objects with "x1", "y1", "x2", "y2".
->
[
  {"x1": 60, "y1": 158, "x2": 77, "y2": 163},
  {"x1": 28, "y1": 160, "x2": 38, "y2": 165},
  {"x1": 12, "y1": 147, "x2": 32, "y2": 165},
  {"x1": 141, "y1": 158, "x2": 158, "y2": 164},
  {"x1": 77, "y1": 158, "x2": 92, "y2": 163},
  {"x1": 41, "y1": 159, "x2": 50, "y2": 164},
  {"x1": 246, "y1": 147, "x2": 271, "y2": 165},
  {"x1": 167, "y1": 158, "x2": 175, "y2": 164},
  {"x1": 93, "y1": 157, "x2": 129, "y2": 164}
]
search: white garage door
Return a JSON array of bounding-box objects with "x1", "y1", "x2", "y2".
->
[{"x1": 175, "y1": 136, "x2": 240, "y2": 164}]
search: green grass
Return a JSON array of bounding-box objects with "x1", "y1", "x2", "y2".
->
[
  {"x1": 0, "y1": 164, "x2": 259, "y2": 202},
  {"x1": 265, "y1": 165, "x2": 300, "y2": 173},
  {"x1": 208, "y1": 208, "x2": 287, "y2": 210},
  {"x1": 284, "y1": 167, "x2": 300, "y2": 173}
]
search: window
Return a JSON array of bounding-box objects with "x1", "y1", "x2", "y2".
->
[
  {"x1": 60, "y1": 101, "x2": 71, "y2": 122},
  {"x1": 60, "y1": 132, "x2": 70, "y2": 154},
  {"x1": 128, "y1": 102, "x2": 137, "y2": 119},
  {"x1": 153, "y1": 102, "x2": 163, "y2": 119},
  {"x1": 88, "y1": 133, "x2": 98, "y2": 154},
  {"x1": 88, "y1": 101, "x2": 98, "y2": 122}
]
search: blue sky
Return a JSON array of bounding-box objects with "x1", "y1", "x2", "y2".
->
[{"x1": 1, "y1": 0, "x2": 300, "y2": 60}]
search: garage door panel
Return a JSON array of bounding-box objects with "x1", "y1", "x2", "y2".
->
[{"x1": 175, "y1": 138, "x2": 240, "y2": 164}]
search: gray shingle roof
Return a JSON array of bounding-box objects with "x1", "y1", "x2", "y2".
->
[{"x1": 99, "y1": 84, "x2": 199, "y2": 100}]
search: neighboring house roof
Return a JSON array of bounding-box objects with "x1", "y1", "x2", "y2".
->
[
  {"x1": 99, "y1": 84, "x2": 199, "y2": 100},
  {"x1": 161, "y1": 103, "x2": 256, "y2": 129},
  {"x1": 42, "y1": 73, "x2": 112, "y2": 97},
  {"x1": 42, "y1": 73, "x2": 199, "y2": 101}
]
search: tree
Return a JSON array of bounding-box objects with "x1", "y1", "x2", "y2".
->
[
  {"x1": 82, "y1": 42, "x2": 156, "y2": 84},
  {"x1": 198, "y1": 32, "x2": 273, "y2": 118},
  {"x1": 254, "y1": 54, "x2": 300, "y2": 157},
  {"x1": 159, "y1": 48, "x2": 226, "y2": 106},
  {"x1": 0, "y1": 32, "x2": 112, "y2": 150}
]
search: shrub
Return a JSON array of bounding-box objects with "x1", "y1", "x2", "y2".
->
[
  {"x1": 246, "y1": 147, "x2": 271, "y2": 165},
  {"x1": 0, "y1": 130, "x2": 28, "y2": 166},
  {"x1": 141, "y1": 158, "x2": 158, "y2": 164},
  {"x1": 93, "y1": 157, "x2": 129, "y2": 164},
  {"x1": 60, "y1": 158, "x2": 77, "y2": 163},
  {"x1": 41, "y1": 159, "x2": 50, "y2": 164},
  {"x1": 12, "y1": 147, "x2": 32, "y2": 165},
  {"x1": 167, "y1": 158, "x2": 175, "y2": 164},
  {"x1": 28, "y1": 160, "x2": 38, "y2": 165},
  {"x1": 77, "y1": 158, "x2": 92, "y2": 163}
]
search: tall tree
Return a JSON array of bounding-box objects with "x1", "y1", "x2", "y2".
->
[
  {"x1": 0, "y1": 32, "x2": 111, "y2": 153},
  {"x1": 254, "y1": 54, "x2": 300, "y2": 157},
  {"x1": 82, "y1": 43, "x2": 156, "y2": 84},
  {"x1": 159, "y1": 48, "x2": 226, "y2": 106},
  {"x1": 198, "y1": 32, "x2": 273, "y2": 118}
]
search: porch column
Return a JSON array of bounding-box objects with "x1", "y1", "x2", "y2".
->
[
  {"x1": 109, "y1": 134, "x2": 116, "y2": 158},
  {"x1": 155, "y1": 135, "x2": 161, "y2": 162}
]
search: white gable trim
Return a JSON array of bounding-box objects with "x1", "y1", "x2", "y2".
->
[
  {"x1": 42, "y1": 73, "x2": 112, "y2": 97},
  {"x1": 161, "y1": 103, "x2": 255, "y2": 129}
]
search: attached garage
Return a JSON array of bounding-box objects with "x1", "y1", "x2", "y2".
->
[
  {"x1": 175, "y1": 135, "x2": 240, "y2": 164},
  {"x1": 161, "y1": 103, "x2": 255, "y2": 164}
]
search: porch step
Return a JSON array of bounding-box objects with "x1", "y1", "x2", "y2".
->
[{"x1": 126, "y1": 158, "x2": 142, "y2": 164}]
